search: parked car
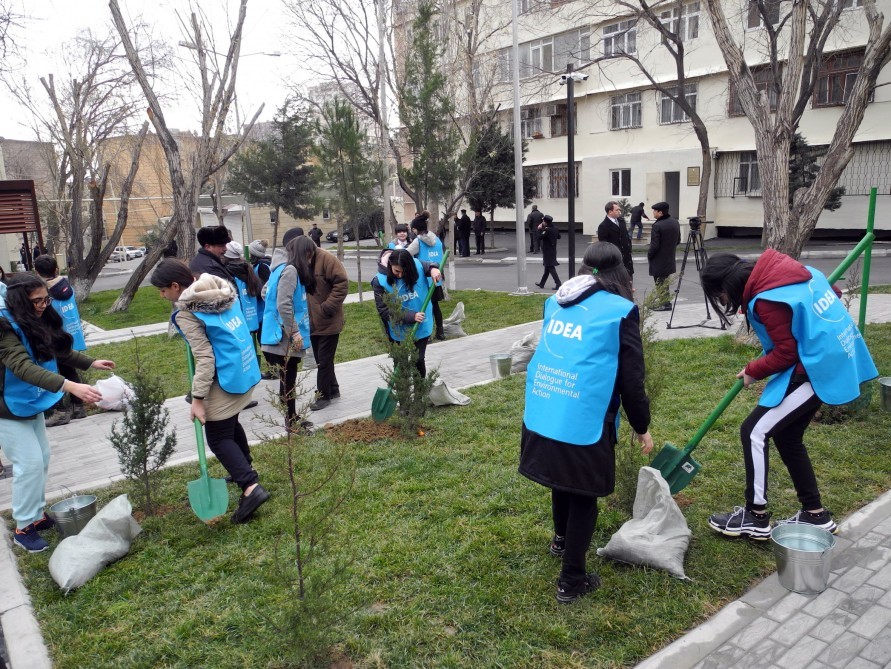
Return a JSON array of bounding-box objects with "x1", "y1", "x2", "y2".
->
[
  {"x1": 325, "y1": 209, "x2": 384, "y2": 243},
  {"x1": 111, "y1": 246, "x2": 140, "y2": 262},
  {"x1": 128, "y1": 246, "x2": 145, "y2": 257}
]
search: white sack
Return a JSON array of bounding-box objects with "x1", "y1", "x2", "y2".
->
[
  {"x1": 442, "y1": 301, "x2": 467, "y2": 338},
  {"x1": 509, "y1": 331, "x2": 539, "y2": 374},
  {"x1": 428, "y1": 379, "x2": 471, "y2": 406},
  {"x1": 596, "y1": 466, "x2": 691, "y2": 579},
  {"x1": 49, "y1": 494, "x2": 142, "y2": 593},
  {"x1": 94, "y1": 374, "x2": 134, "y2": 411}
]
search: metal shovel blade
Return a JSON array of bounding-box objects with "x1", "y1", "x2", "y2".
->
[
  {"x1": 371, "y1": 386, "x2": 397, "y2": 422},
  {"x1": 187, "y1": 475, "x2": 229, "y2": 522}
]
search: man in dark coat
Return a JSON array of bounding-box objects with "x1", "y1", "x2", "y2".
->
[
  {"x1": 534, "y1": 214, "x2": 562, "y2": 290},
  {"x1": 647, "y1": 201, "x2": 681, "y2": 311},
  {"x1": 526, "y1": 204, "x2": 544, "y2": 253},
  {"x1": 190, "y1": 225, "x2": 234, "y2": 283},
  {"x1": 629, "y1": 202, "x2": 649, "y2": 241},
  {"x1": 472, "y1": 210, "x2": 486, "y2": 255},
  {"x1": 457, "y1": 209, "x2": 472, "y2": 257},
  {"x1": 597, "y1": 201, "x2": 634, "y2": 278}
]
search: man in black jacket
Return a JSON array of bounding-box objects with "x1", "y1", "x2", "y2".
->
[
  {"x1": 457, "y1": 209, "x2": 472, "y2": 257},
  {"x1": 190, "y1": 225, "x2": 235, "y2": 284},
  {"x1": 472, "y1": 210, "x2": 486, "y2": 255},
  {"x1": 647, "y1": 202, "x2": 681, "y2": 310},
  {"x1": 526, "y1": 205, "x2": 544, "y2": 253},
  {"x1": 629, "y1": 202, "x2": 649, "y2": 241},
  {"x1": 596, "y1": 201, "x2": 634, "y2": 278}
]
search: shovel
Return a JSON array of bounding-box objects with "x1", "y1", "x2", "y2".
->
[
  {"x1": 372, "y1": 250, "x2": 449, "y2": 422},
  {"x1": 184, "y1": 347, "x2": 229, "y2": 522}
]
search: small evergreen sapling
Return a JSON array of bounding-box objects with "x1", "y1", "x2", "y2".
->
[{"x1": 108, "y1": 367, "x2": 176, "y2": 516}]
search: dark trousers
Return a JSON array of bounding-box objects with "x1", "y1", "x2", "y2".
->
[
  {"x1": 741, "y1": 380, "x2": 823, "y2": 512},
  {"x1": 538, "y1": 266, "x2": 561, "y2": 288},
  {"x1": 552, "y1": 490, "x2": 599, "y2": 590},
  {"x1": 529, "y1": 231, "x2": 539, "y2": 253},
  {"x1": 653, "y1": 275, "x2": 671, "y2": 307},
  {"x1": 203, "y1": 414, "x2": 258, "y2": 492},
  {"x1": 459, "y1": 235, "x2": 471, "y2": 257},
  {"x1": 263, "y1": 352, "x2": 302, "y2": 427},
  {"x1": 309, "y1": 333, "x2": 340, "y2": 399},
  {"x1": 474, "y1": 232, "x2": 485, "y2": 254},
  {"x1": 629, "y1": 220, "x2": 643, "y2": 239},
  {"x1": 431, "y1": 292, "x2": 444, "y2": 339},
  {"x1": 57, "y1": 362, "x2": 83, "y2": 407}
]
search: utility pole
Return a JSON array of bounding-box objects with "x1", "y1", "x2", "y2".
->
[
  {"x1": 510, "y1": 0, "x2": 529, "y2": 295},
  {"x1": 376, "y1": 0, "x2": 393, "y2": 237}
]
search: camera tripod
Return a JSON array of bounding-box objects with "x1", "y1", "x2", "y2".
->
[{"x1": 666, "y1": 223, "x2": 725, "y2": 330}]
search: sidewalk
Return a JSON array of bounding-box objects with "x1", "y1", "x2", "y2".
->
[{"x1": 1, "y1": 295, "x2": 890, "y2": 669}]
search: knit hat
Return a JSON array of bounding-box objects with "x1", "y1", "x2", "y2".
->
[
  {"x1": 248, "y1": 239, "x2": 268, "y2": 258},
  {"x1": 652, "y1": 201, "x2": 670, "y2": 214},
  {"x1": 224, "y1": 241, "x2": 243, "y2": 259},
  {"x1": 196, "y1": 225, "x2": 230, "y2": 246},
  {"x1": 282, "y1": 227, "x2": 304, "y2": 246}
]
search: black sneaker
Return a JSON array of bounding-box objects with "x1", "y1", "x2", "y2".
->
[
  {"x1": 44, "y1": 410, "x2": 71, "y2": 427},
  {"x1": 556, "y1": 573, "x2": 601, "y2": 604},
  {"x1": 549, "y1": 535, "x2": 565, "y2": 557},
  {"x1": 708, "y1": 506, "x2": 771, "y2": 541},
  {"x1": 244, "y1": 400, "x2": 259, "y2": 410},
  {"x1": 231, "y1": 484, "x2": 270, "y2": 524},
  {"x1": 776, "y1": 509, "x2": 838, "y2": 534},
  {"x1": 309, "y1": 398, "x2": 330, "y2": 411},
  {"x1": 70, "y1": 405, "x2": 88, "y2": 420}
]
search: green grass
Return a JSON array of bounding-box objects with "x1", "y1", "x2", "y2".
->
[
  {"x1": 13, "y1": 325, "x2": 891, "y2": 668},
  {"x1": 81, "y1": 290, "x2": 548, "y2": 397}
]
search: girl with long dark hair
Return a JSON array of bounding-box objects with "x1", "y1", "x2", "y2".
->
[
  {"x1": 0, "y1": 274, "x2": 115, "y2": 552},
  {"x1": 151, "y1": 260, "x2": 269, "y2": 524},
  {"x1": 520, "y1": 242, "x2": 653, "y2": 603}
]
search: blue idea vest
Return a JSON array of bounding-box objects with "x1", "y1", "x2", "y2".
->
[
  {"x1": 379, "y1": 258, "x2": 434, "y2": 341},
  {"x1": 173, "y1": 303, "x2": 261, "y2": 395},
  {"x1": 0, "y1": 310, "x2": 64, "y2": 417},
  {"x1": 415, "y1": 237, "x2": 444, "y2": 287},
  {"x1": 260, "y1": 264, "x2": 310, "y2": 346},
  {"x1": 748, "y1": 267, "x2": 878, "y2": 407},
  {"x1": 51, "y1": 294, "x2": 87, "y2": 351},
  {"x1": 232, "y1": 275, "x2": 260, "y2": 332},
  {"x1": 524, "y1": 290, "x2": 635, "y2": 445}
]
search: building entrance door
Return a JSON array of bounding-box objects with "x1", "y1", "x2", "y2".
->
[{"x1": 664, "y1": 171, "x2": 680, "y2": 219}]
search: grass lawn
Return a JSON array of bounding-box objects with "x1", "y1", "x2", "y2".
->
[
  {"x1": 13, "y1": 325, "x2": 891, "y2": 669},
  {"x1": 80, "y1": 290, "x2": 549, "y2": 398}
]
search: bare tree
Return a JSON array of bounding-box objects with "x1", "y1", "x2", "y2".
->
[
  {"x1": 704, "y1": 0, "x2": 891, "y2": 256},
  {"x1": 108, "y1": 0, "x2": 261, "y2": 311},
  {"x1": 0, "y1": 0, "x2": 23, "y2": 74}
]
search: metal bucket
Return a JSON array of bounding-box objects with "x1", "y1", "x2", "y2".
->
[
  {"x1": 49, "y1": 494, "x2": 98, "y2": 539},
  {"x1": 771, "y1": 523, "x2": 836, "y2": 594},
  {"x1": 879, "y1": 377, "x2": 891, "y2": 413},
  {"x1": 489, "y1": 354, "x2": 512, "y2": 379}
]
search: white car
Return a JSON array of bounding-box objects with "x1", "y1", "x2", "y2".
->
[
  {"x1": 126, "y1": 246, "x2": 144, "y2": 258},
  {"x1": 111, "y1": 246, "x2": 140, "y2": 262}
]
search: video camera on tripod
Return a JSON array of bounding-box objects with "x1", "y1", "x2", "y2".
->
[{"x1": 688, "y1": 216, "x2": 702, "y2": 231}]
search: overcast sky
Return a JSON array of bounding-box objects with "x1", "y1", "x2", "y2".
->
[{"x1": 1, "y1": 0, "x2": 303, "y2": 141}]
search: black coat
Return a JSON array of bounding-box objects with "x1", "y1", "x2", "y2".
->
[
  {"x1": 472, "y1": 214, "x2": 486, "y2": 234},
  {"x1": 458, "y1": 214, "x2": 472, "y2": 238},
  {"x1": 597, "y1": 216, "x2": 634, "y2": 275},
  {"x1": 537, "y1": 223, "x2": 560, "y2": 266},
  {"x1": 526, "y1": 209, "x2": 544, "y2": 232},
  {"x1": 190, "y1": 248, "x2": 233, "y2": 283},
  {"x1": 647, "y1": 215, "x2": 681, "y2": 277}
]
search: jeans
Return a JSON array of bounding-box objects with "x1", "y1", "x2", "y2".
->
[{"x1": 0, "y1": 415, "x2": 51, "y2": 528}]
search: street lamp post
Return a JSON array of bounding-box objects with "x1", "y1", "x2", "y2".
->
[
  {"x1": 510, "y1": 0, "x2": 529, "y2": 295},
  {"x1": 559, "y1": 64, "x2": 587, "y2": 278}
]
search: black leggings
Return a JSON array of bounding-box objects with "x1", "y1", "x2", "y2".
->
[
  {"x1": 263, "y1": 352, "x2": 302, "y2": 427},
  {"x1": 551, "y1": 489, "x2": 599, "y2": 590},
  {"x1": 203, "y1": 414, "x2": 258, "y2": 492}
]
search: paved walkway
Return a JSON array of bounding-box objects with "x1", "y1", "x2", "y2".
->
[{"x1": 1, "y1": 294, "x2": 889, "y2": 669}]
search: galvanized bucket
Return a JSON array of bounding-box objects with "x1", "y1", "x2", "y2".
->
[
  {"x1": 771, "y1": 523, "x2": 836, "y2": 594},
  {"x1": 879, "y1": 377, "x2": 891, "y2": 413},
  {"x1": 489, "y1": 354, "x2": 511, "y2": 379},
  {"x1": 49, "y1": 494, "x2": 98, "y2": 539}
]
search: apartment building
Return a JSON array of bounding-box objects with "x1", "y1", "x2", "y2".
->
[{"x1": 402, "y1": 0, "x2": 891, "y2": 236}]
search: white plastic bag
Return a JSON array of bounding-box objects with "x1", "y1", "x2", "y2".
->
[
  {"x1": 442, "y1": 301, "x2": 467, "y2": 339},
  {"x1": 94, "y1": 374, "x2": 134, "y2": 411},
  {"x1": 509, "y1": 331, "x2": 539, "y2": 374},
  {"x1": 48, "y1": 494, "x2": 143, "y2": 593},
  {"x1": 596, "y1": 467, "x2": 692, "y2": 579},
  {"x1": 428, "y1": 379, "x2": 471, "y2": 406}
]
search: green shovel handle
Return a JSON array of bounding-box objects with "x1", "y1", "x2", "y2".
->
[{"x1": 185, "y1": 346, "x2": 210, "y2": 477}]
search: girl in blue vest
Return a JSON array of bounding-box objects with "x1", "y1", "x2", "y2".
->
[
  {"x1": 151, "y1": 260, "x2": 269, "y2": 524},
  {"x1": 372, "y1": 249, "x2": 443, "y2": 377},
  {"x1": 387, "y1": 223, "x2": 411, "y2": 250},
  {"x1": 702, "y1": 250, "x2": 877, "y2": 541},
  {"x1": 222, "y1": 241, "x2": 263, "y2": 334},
  {"x1": 520, "y1": 242, "x2": 653, "y2": 603},
  {"x1": 260, "y1": 232, "x2": 315, "y2": 432},
  {"x1": 0, "y1": 275, "x2": 115, "y2": 553},
  {"x1": 407, "y1": 211, "x2": 446, "y2": 340}
]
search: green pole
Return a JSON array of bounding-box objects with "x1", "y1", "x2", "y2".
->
[{"x1": 857, "y1": 187, "x2": 877, "y2": 333}]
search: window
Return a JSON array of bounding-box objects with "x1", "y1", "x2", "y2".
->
[
  {"x1": 518, "y1": 0, "x2": 533, "y2": 13},
  {"x1": 660, "y1": 2, "x2": 700, "y2": 42},
  {"x1": 746, "y1": 0, "x2": 780, "y2": 29},
  {"x1": 549, "y1": 163, "x2": 580, "y2": 198},
  {"x1": 322, "y1": 208, "x2": 330, "y2": 220},
  {"x1": 520, "y1": 37, "x2": 554, "y2": 78},
  {"x1": 610, "y1": 169, "x2": 631, "y2": 197},
  {"x1": 610, "y1": 92, "x2": 642, "y2": 130},
  {"x1": 521, "y1": 106, "x2": 543, "y2": 138},
  {"x1": 729, "y1": 65, "x2": 779, "y2": 116},
  {"x1": 737, "y1": 152, "x2": 761, "y2": 194},
  {"x1": 498, "y1": 30, "x2": 590, "y2": 82},
  {"x1": 603, "y1": 19, "x2": 637, "y2": 56},
  {"x1": 659, "y1": 83, "x2": 697, "y2": 124},
  {"x1": 524, "y1": 166, "x2": 543, "y2": 198},
  {"x1": 839, "y1": 0, "x2": 863, "y2": 8},
  {"x1": 549, "y1": 103, "x2": 577, "y2": 137},
  {"x1": 813, "y1": 49, "x2": 871, "y2": 107},
  {"x1": 553, "y1": 28, "x2": 591, "y2": 70}
]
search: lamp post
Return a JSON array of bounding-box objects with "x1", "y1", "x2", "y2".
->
[
  {"x1": 510, "y1": 0, "x2": 529, "y2": 295},
  {"x1": 558, "y1": 64, "x2": 587, "y2": 278}
]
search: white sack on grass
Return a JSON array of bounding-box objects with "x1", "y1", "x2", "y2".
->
[
  {"x1": 94, "y1": 374, "x2": 134, "y2": 411},
  {"x1": 429, "y1": 379, "x2": 471, "y2": 406},
  {"x1": 442, "y1": 302, "x2": 467, "y2": 338},
  {"x1": 49, "y1": 494, "x2": 142, "y2": 594},
  {"x1": 509, "y1": 331, "x2": 539, "y2": 374},
  {"x1": 596, "y1": 466, "x2": 691, "y2": 579}
]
